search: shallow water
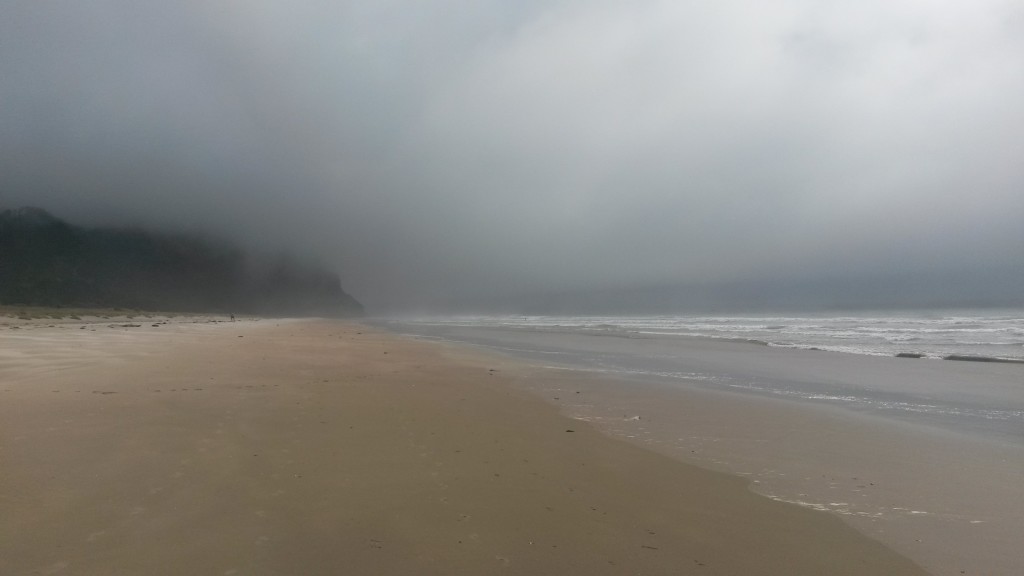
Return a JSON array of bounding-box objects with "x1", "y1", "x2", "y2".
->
[
  {"x1": 400, "y1": 310, "x2": 1024, "y2": 361},
  {"x1": 383, "y1": 318, "x2": 1024, "y2": 444}
]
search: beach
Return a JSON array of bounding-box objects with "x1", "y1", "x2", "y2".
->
[
  {"x1": 387, "y1": 319, "x2": 1024, "y2": 576},
  {"x1": 0, "y1": 316, "x2": 926, "y2": 575}
]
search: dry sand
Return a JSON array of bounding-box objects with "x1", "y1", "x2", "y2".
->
[{"x1": 0, "y1": 318, "x2": 926, "y2": 575}]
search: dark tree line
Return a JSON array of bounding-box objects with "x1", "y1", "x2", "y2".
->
[{"x1": 0, "y1": 207, "x2": 362, "y2": 316}]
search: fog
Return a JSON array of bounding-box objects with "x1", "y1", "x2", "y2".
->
[{"x1": 3, "y1": 1, "x2": 1023, "y2": 312}]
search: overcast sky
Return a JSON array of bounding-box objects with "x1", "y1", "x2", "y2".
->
[{"x1": 3, "y1": 1, "x2": 1023, "y2": 311}]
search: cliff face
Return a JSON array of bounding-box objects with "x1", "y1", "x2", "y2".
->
[{"x1": 0, "y1": 207, "x2": 363, "y2": 316}]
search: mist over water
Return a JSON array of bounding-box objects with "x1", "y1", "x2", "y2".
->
[{"x1": 3, "y1": 2, "x2": 1024, "y2": 312}]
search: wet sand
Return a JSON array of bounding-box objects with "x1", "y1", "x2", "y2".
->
[
  {"x1": 389, "y1": 322, "x2": 1024, "y2": 576},
  {"x1": 0, "y1": 318, "x2": 926, "y2": 575},
  {"x1": 509, "y1": 369, "x2": 1023, "y2": 576}
]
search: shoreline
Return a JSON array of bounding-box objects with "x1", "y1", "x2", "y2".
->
[
  {"x1": 1, "y1": 318, "x2": 925, "y2": 575},
  {"x1": 380, "y1": 320, "x2": 1024, "y2": 576},
  {"x1": 391, "y1": 312, "x2": 1024, "y2": 364},
  {"x1": 501, "y1": 367, "x2": 1023, "y2": 576}
]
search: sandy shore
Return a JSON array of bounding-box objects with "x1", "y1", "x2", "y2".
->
[
  {"x1": 387, "y1": 321, "x2": 1024, "y2": 576},
  {"x1": 0, "y1": 318, "x2": 925, "y2": 575},
  {"x1": 506, "y1": 368, "x2": 1023, "y2": 576}
]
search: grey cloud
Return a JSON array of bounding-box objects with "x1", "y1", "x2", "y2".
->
[{"x1": 2, "y1": 1, "x2": 1022, "y2": 311}]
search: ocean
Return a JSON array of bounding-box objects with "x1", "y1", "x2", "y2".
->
[
  {"x1": 393, "y1": 309, "x2": 1024, "y2": 362},
  {"x1": 382, "y1": 310, "x2": 1024, "y2": 442}
]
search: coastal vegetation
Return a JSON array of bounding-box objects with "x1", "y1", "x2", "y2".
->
[{"x1": 0, "y1": 207, "x2": 362, "y2": 317}]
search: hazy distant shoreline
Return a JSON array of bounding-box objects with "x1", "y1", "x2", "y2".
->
[{"x1": 0, "y1": 207, "x2": 363, "y2": 317}]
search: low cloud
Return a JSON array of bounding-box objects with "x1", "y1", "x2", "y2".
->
[{"x1": 3, "y1": 1, "x2": 1022, "y2": 311}]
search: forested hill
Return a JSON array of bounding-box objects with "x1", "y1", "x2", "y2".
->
[{"x1": 0, "y1": 207, "x2": 363, "y2": 316}]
